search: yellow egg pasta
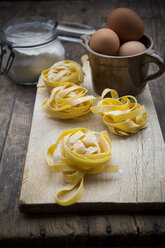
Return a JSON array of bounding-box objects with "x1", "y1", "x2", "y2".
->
[
  {"x1": 42, "y1": 82, "x2": 94, "y2": 119},
  {"x1": 41, "y1": 60, "x2": 84, "y2": 90},
  {"x1": 47, "y1": 128, "x2": 118, "y2": 206},
  {"x1": 91, "y1": 88, "x2": 148, "y2": 136}
]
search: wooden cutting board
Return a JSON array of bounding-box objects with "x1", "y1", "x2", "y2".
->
[{"x1": 19, "y1": 55, "x2": 165, "y2": 214}]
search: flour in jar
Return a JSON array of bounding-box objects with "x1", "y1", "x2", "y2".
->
[{"x1": 7, "y1": 38, "x2": 65, "y2": 83}]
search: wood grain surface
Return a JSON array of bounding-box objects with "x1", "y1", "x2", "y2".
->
[
  {"x1": 19, "y1": 55, "x2": 165, "y2": 213},
  {"x1": 0, "y1": 0, "x2": 165, "y2": 247}
]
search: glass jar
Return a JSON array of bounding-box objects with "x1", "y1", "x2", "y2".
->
[{"x1": 0, "y1": 17, "x2": 65, "y2": 85}]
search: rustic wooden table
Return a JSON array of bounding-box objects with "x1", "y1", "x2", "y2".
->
[{"x1": 0, "y1": 1, "x2": 165, "y2": 247}]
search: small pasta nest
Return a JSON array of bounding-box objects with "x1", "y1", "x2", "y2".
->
[
  {"x1": 41, "y1": 60, "x2": 84, "y2": 91},
  {"x1": 91, "y1": 88, "x2": 148, "y2": 136},
  {"x1": 47, "y1": 128, "x2": 118, "y2": 206},
  {"x1": 42, "y1": 82, "x2": 95, "y2": 119}
]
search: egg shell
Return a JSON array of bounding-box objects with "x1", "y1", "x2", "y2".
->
[
  {"x1": 118, "y1": 41, "x2": 146, "y2": 56},
  {"x1": 89, "y1": 28, "x2": 120, "y2": 56},
  {"x1": 107, "y1": 8, "x2": 144, "y2": 42}
]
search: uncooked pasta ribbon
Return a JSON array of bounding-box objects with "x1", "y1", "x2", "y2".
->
[
  {"x1": 47, "y1": 128, "x2": 118, "y2": 206},
  {"x1": 41, "y1": 60, "x2": 84, "y2": 90},
  {"x1": 42, "y1": 82, "x2": 95, "y2": 119},
  {"x1": 90, "y1": 89, "x2": 148, "y2": 136}
]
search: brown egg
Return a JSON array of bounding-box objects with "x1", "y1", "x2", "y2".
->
[
  {"x1": 107, "y1": 8, "x2": 144, "y2": 42},
  {"x1": 118, "y1": 41, "x2": 146, "y2": 56},
  {"x1": 89, "y1": 28, "x2": 120, "y2": 56}
]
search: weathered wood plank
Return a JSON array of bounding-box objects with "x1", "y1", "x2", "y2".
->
[
  {"x1": 72, "y1": 215, "x2": 89, "y2": 246},
  {"x1": 88, "y1": 214, "x2": 138, "y2": 246},
  {"x1": 19, "y1": 56, "x2": 165, "y2": 213},
  {"x1": 0, "y1": 85, "x2": 36, "y2": 239},
  {"x1": 146, "y1": 1, "x2": 165, "y2": 140},
  {"x1": 130, "y1": 1, "x2": 165, "y2": 245},
  {"x1": 135, "y1": 214, "x2": 165, "y2": 245},
  {"x1": 0, "y1": 76, "x2": 16, "y2": 160}
]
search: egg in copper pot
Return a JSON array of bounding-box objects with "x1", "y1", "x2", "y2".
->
[
  {"x1": 89, "y1": 28, "x2": 120, "y2": 56},
  {"x1": 118, "y1": 41, "x2": 146, "y2": 56},
  {"x1": 107, "y1": 8, "x2": 144, "y2": 42}
]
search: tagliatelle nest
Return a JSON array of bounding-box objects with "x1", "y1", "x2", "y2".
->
[
  {"x1": 90, "y1": 89, "x2": 148, "y2": 136},
  {"x1": 41, "y1": 60, "x2": 84, "y2": 91},
  {"x1": 47, "y1": 128, "x2": 118, "y2": 206},
  {"x1": 42, "y1": 82, "x2": 95, "y2": 119}
]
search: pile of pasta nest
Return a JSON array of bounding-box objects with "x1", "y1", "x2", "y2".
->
[{"x1": 39, "y1": 59, "x2": 148, "y2": 206}]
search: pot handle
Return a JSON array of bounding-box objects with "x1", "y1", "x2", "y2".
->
[
  {"x1": 57, "y1": 21, "x2": 95, "y2": 37},
  {"x1": 57, "y1": 22, "x2": 94, "y2": 43},
  {"x1": 143, "y1": 49, "x2": 165, "y2": 82}
]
